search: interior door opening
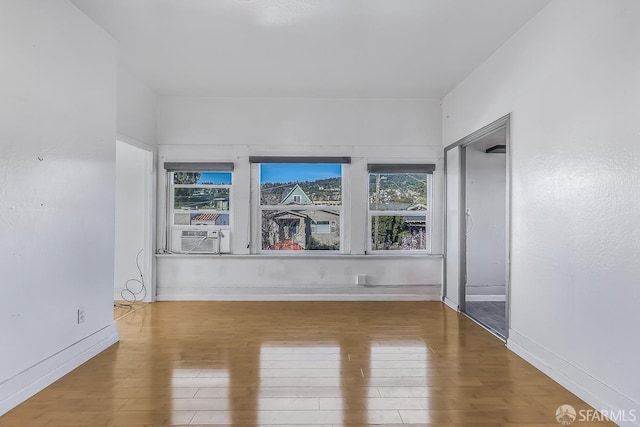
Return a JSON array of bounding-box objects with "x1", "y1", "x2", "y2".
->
[
  {"x1": 461, "y1": 128, "x2": 508, "y2": 339},
  {"x1": 114, "y1": 139, "x2": 155, "y2": 306}
]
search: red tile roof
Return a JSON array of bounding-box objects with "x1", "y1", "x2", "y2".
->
[
  {"x1": 192, "y1": 214, "x2": 220, "y2": 222},
  {"x1": 272, "y1": 240, "x2": 304, "y2": 251}
]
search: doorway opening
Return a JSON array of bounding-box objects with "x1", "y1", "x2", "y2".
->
[
  {"x1": 444, "y1": 115, "x2": 510, "y2": 340},
  {"x1": 114, "y1": 139, "x2": 155, "y2": 307},
  {"x1": 461, "y1": 127, "x2": 508, "y2": 338}
]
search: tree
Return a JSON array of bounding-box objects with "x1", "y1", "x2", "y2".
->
[
  {"x1": 307, "y1": 236, "x2": 339, "y2": 251},
  {"x1": 400, "y1": 229, "x2": 427, "y2": 250},
  {"x1": 261, "y1": 210, "x2": 278, "y2": 250},
  {"x1": 174, "y1": 172, "x2": 202, "y2": 210},
  {"x1": 372, "y1": 216, "x2": 406, "y2": 250},
  {"x1": 173, "y1": 172, "x2": 201, "y2": 185}
]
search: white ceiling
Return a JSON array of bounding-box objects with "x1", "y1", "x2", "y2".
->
[{"x1": 70, "y1": 0, "x2": 550, "y2": 98}]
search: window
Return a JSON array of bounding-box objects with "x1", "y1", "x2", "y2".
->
[
  {"x1": 172, "y1": 171, "x2": 232, "y2": 227},
  {"x1": 368, "y1": 164, "x2": 434, "y2": 252},
  {"x1": 253, "y1": 158, "x2": 348, "y2": 252},
  {"x1": 164, "y1": 162, "x2": 233, "y2": 253}
]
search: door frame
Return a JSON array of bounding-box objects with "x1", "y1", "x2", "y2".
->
[{"x1": 443, "y1": 114, "x2": 511, "y2": 338}]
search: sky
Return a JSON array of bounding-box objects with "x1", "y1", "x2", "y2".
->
[
  {"x1": 260, "y1": 163, "x2": 342, "y2": 183},
  {"x1": 197, "y1": 172, "x2": 232, "y2": 185}
]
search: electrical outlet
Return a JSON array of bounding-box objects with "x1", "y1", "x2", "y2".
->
[{"x1": 77, "y1": 307, "x2": 85, "y2": 324}]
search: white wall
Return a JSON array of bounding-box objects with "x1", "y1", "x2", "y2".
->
[
  {"x1": 465, "y1": 135, "x2": 506, "y2": 298},
  {"x1": 443, "y1": 0, "x2": 640, "y2": 422},
  {"x1": 114, "y1": 141, "x2": 149, "y2": 301},
  {"x1": 159, "y1": 97, "x2": 442, "y2": 148},
  {"x1": 444, "y1": 146, "x2": 461, "y2": 309},
  {"x1": 115, "y1": 68, "x2": 157, "y2": 303},
  {"x1": 117, "y1": 66, "x2": 157, "y2": 146},
  {"x1": 157, "y1": 97, "x2": 444, "y2": 299},
  {"x1": 0, "y1": 0, "x2": 118, "y2": 415},
  {"x1": 157, "y1": 255, "x2": 442, "y2": 301}
]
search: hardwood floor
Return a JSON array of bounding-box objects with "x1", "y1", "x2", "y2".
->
[{"x1": 0, "y1": 302, "x2": 612, "y2": 426}]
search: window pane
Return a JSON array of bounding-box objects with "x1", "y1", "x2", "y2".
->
[
  {"x1": 260, "y1": 164, "x2": 342, "y2": 205},
  {"x1": 262, "y1": 209, "x2": 340, "y2": 251},
  {"x1": 316, "y1": 221, "x2": 331, "y2": 233},
  {"x1": 173, "y1": 172, "x2": 232, "y2": 185},
  {"x1": 174, "y1": 213, "x2": 230, "y2": 226},
  {"x1": 174, "y1": 188, "x2": 230, "y2": 210},
  {"x1": 370, "y1": 215, "x2": 427, "y2": 250},
  {"x1": 368, "y1": 173, "x2": 427, "y2": 210}
]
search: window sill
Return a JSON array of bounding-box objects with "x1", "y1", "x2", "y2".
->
[{"x1": 156, "y1": 253, "x2": 443, "y2": 260}]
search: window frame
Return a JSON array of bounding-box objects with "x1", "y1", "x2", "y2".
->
[
  {"x1": 367, "y1": 169, "x2": 432, "y2": 254},
  {"x1": 168, "y1": 171, "x2": 233, "y2": 251},
  {"x1": 256, "y1": 163, "x2": 345, "y2": 254}
]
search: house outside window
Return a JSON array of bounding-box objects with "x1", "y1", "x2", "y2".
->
[
  {"x1": 368, "y1": 164, "x2": 434, "y2": 252},
  {"x1": 251, "y1": 157, "x2": 349, "y2": 252}
]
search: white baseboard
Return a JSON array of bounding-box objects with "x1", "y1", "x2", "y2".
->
[
  {"x1": 508, "y1": 329, "x2": 640, "y2": 427},
  {"x1": 0, "y1": 322, "x2": 120, "y2": 416},
  {"x1": 466, "y1": 294, "x2": 506, "y2": 302},
  {"x1": 443, "y1": 296, "x2": 459, "y2": 311},
  {"x1": 157, "y1": 293, "x2": 441, "y2": 301}
]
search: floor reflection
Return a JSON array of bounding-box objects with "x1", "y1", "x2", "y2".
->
[
  {"x1": 0, "y1": 302, "x2": 611, "y2": 426},
  {"x1": 258, "y1": 344, "x2": 342, "y2": 424},
  {"x1": 161, "y1": 303, "x2": 442, "y2": 426},
  {"x1": 368, "y1": 343, "x2": 430, "y2": 423}
]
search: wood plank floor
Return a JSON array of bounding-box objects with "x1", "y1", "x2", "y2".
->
[{"x1": 0, "y1": 302, "x2": 612, "y2": 426}]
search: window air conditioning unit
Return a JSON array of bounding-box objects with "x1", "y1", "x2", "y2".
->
[{"x1": 181, "y1": 230, "x2": 223, "y2": 254}]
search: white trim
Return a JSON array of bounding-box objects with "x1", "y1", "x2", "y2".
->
[
  {"x1": 508, "y1": 330, "x2": 640, "y2": 427},
  {"x1": 443, "y1": 297, "x2": 459, "y2": 311},
  {"x1": 367, "y1": 249, "x2": 431, "y2": 255},
  {"x1": 340, "y1": 163, "x2": 351, "y2": 254},
  {"x1": 260, "y1": 204, "x2": 342, "y2": 210},
  {"x1": 158, "y1": 295, "x2": 438, "y2": 301},
  {"x1": 251, "y1": 163, "x2": 260, "y2": 253},
  {"x1": 157, "y1": 292, "x2": 441, "y2": 302},
  {"x1": 155, "y1": 253, "x2": 442, "y2": 260},
  {"x1": 0, "y1": 323, "x2": 119, "y2": 416},
  {"x1": 174, "y1": 184, "x2": 232, "y2": 189},
  {"x1": 172, "y1": 225, "x2": 231, "y2": 230},
  {"x1": 465, "y1": 294, "x2": 506, "y2": 302},
  {"x1": 146, "y1": 148, "x2": 157, "y2": 302},
  {"x1": 258, "y1": 250, "x2": 342, "y2": 256},
  {"x1": 116, "y1": 132, "x2": 155, "y2": 152},
  {"x1": 370, "y1": 210, "x2": 429, "y2": 216}
]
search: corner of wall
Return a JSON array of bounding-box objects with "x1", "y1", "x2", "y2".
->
[
  {"x1": 0, "y1": 323, "x2": 119, "y2": 417},
  {"x1": 508, "y1": 330, "x2": 640, "y2": 427}
]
